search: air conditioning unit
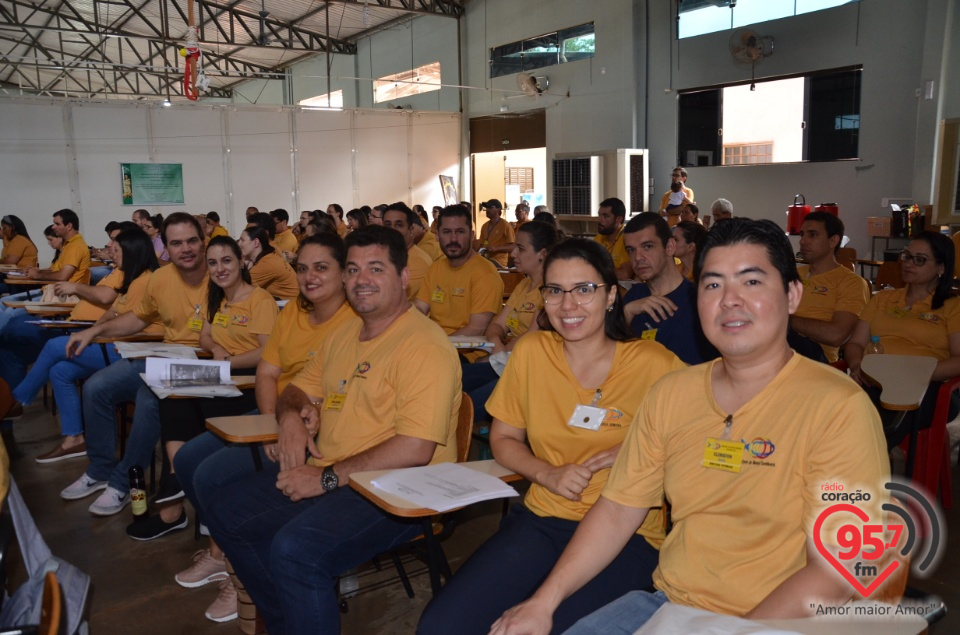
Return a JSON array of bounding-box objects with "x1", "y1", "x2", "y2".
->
[{"x1": 552, "y1": 149, "x2": 649, "y2": 217}]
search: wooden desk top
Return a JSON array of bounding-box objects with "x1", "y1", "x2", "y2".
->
[
  {"x1": 4, "y1": 300, "x2": 77, "y2": 309},
  {"x1": 25, "y1": 305, "x2": 73, "y2": 316},
  {"x1": 206, "y1": 413, "x2": 278, "y2": 443},
  {"x1": 349, "y1": 460, "x2": 520, "y2": 517},
  {"x1": 861, "y1": 354, "x2": 937, "y2": 411},
  {"x1": 93, "y1": 332, "x2": 165, "y2": 344},
  {"x1": 3, "y1": 277, "x2": 44, "y2": 286}
]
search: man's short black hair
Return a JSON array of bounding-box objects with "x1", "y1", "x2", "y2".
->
[
  {"x1": 54, "y1": 208, "x2": 79, "y2": 231},
  {"x1": 248, "y1": 212, "x2": 276, "y2": 240},
  {"x1": 802, "y1": 212, "x2": 845, "y2": 254},
  {"x1": 623, "y1": 212, "x2": 671, "y2": 247},
  {"x1": 104, "y1": 221, "x2": 121, "y2": 234},
  {"x1": 384, "y1": 203, "x2": 417, "y2": 227},
  {"x1": 696, "y1": 218, "x2": 800, "y2": 292},
  {"x1": 270, "y1": 208, "x2": 290, "y2": 224},
  {"x1": 438, "y1": 205, "x2": 472, "y2": 231},
  {"x1": 599, "y1": 198, "x2": 626, "y2": 221},
  {"x1": 113, "y1": 221, "x2": 141, "y2": 234},
  {"x1": 344, "y1": 224, "x2": 408, "y2": 274},
  {"x1": 205, "y1": 211, "x2": 221, "y2": 223}
]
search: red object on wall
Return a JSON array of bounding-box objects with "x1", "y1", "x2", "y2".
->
[
  {"x1": 786, "y1": 194, "x2": 812, "y2": 235},
  {"x1": 814, "y1": 203, "x2": 840, "y2": 217}
]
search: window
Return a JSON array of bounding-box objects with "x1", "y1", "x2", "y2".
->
[
  {"x1": 505, "y1": 167, "x2": 534, "y2": 192},
  {"x1": 678, "y1": 0, "x2": 858, "y2": 39},
  {"x1": 299, "y1": 90, "x2": 343, "y2": 108},
  {"x1": 373, "y1": 62, "x2": 441, "y2": 104},
  {"x1": 490, "y1": 23, "x2": 595, "y2": 79},
  {"x1": 677, "y1": 67, "x2": 861, "y2": 166}
]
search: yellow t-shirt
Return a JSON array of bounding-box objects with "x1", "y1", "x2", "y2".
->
[
  {"x1": 503, "y1": 277, "x2": 543, "y2": 339},
  {"x1": 211, "y1": 226, "x2": 229, "y2": 239},
  {"x1": 487, "y1": 331, "x2": 685, "y2": 547},
  {"x1": 406, "y1": 244, "x2": 433, "y2": 300},
  {"x1": 112, "y1": 271, "x2": 165, "y2": 336},
  {"x1": 337, "y1": 222, "x2": 349, "y2": 239},
  {"x1": 604, "y1": 354, "x2": 889, "y2": 616},
  {"x1": 133, "y1": 265, "x2": 209, "y2": 345},
  {"x1": 293, "y1": 307, "x2": 461, "y2": 467},
  {"x1": 249, "y1": 252, "x2": 299, "y2": 300},
  {"x1": 68, "y1": 268, "x2": 122, "y2": 321},
  {"x1": 208, "y1": 286, "x2": 279, "y2": 356},
  {"x1": 593, "y1": 228, "x2": 629, "y2": 271},
  {"x1": 274, "y1": 229, "x2": 298, "y2": 255},
  {"x1": 859, "y1": 288, "x2": 960, "y2": 359},
  {"x1": 795, "y1": 264, "x2": 870, "y2": 362},
  {"x1": 474, "y1": 219, "x2": 516, "y2": 268},
  {"x1": 660, "y1": 186, "x2": 696, "y2": 226},
  {"x1": 261, "y1": 301, "x2": 357, "y2": 395},
  {"x1": 417, "y1": 231, "x2": 443, "y2": 262},
  {"x1": 51, "y1": 234, "x2": 91, "y2": 284},
  {"x1": 1, "y1": 235, "x2": 38, "y2": 268}
]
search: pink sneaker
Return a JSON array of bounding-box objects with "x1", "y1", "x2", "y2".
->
[
  {"x1": 175, "y1": 549, "x2": 228, "y2": 588},
  {"x1": 205, "y1": 579, "x2": 238, "y2": 623}
]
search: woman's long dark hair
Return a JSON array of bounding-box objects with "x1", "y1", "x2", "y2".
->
[
  {"x1": 536, "y1": 238, "x2": 634, "y2": 342},
  {"x1": 115, "y1": 228, "x2": 160, "y2": 294},
  {"x1": 297, "y1": 233, "x2": 347, "y2": 314},
  {"x1": 1, "y1": 215, "x2": 32, "y2": 242},
  {"x1": 43, "y1": 225, "x2": 61, "y2": 264},
  {"x1": 346, "y1": 209, "x2": 368, "y2": 230},
  {"x1": 147, "y1": 213, "x2": 164, "y2": 232},
  {"x1": 242, "y1": 226, "x2": 275, "y2": 267},
  {"x1": 206, "y1": 236, "x2": 253, "y2": 322},
  {"x1": 913, "y1": 230, "x2": 955, "y2": 310}
]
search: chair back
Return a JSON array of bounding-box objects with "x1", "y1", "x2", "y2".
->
[
  {"x1": 456, "y1": 393, "x2": 474, "y2": 463},
  {"x1": 875, "y1": 261, "x2": 905, "y2": 289},
  {"x1": 836, "y1": 247, "x2": 857, "y2": 265}
]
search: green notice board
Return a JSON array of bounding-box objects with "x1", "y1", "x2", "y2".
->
[{"x1": 121, "y1": 163, "x2": 184, "y2": 205}]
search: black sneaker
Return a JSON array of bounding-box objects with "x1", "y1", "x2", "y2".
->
[
  {"x1": 153, "y1": 473, "x2": 185, "y2": 505},
  {"x1": 126, "y1": 510, "x2": 189, "y2": 541}
]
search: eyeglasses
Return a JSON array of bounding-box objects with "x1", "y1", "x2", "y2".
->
[
  {"x1": 899, "y1": 250, "x2": 938, "y2": 267},
  {"x1": 540, "y1": 283, "x2": 608, "y2": 305}
]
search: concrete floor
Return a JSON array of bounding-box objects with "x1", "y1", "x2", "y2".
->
[{"x1": 5, "y1": 400, "x2": 960, "y2": 634}]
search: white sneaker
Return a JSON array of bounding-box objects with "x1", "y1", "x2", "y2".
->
[
  {"x1": 88, "y1": 486, "x2": 130, "y2": 516},
  {"x1": 175, "y1": 549, "x2": 228, "y2": 588},
  {"x1": 204, "y1": 579, "x2": 238, "y2": 623},
  {"x1": 60, "y1": 474, "x2": 108, "y2": 501}
]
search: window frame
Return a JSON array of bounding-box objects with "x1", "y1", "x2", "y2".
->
[{"x1": 489, "y1": 23, "x2": 595, "y2": 79}]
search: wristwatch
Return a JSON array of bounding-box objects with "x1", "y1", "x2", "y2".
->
[{"x1": 321, "y1": 464, "x2": 339, "y2": 492}]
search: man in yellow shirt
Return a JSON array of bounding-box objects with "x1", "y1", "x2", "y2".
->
[
  {"x1": 24, "y1": 209, "x2": 90, "y2": 284},
  {"x1": 473, "y1": 199, "x2": 516, "y2": 268},
  {"x1": 658, "y1": 167, "x2": 695, "y2": 227},
  {"x1": 383, "y1": 203, "x2": 433, "y2": 300},
  {"x1": 61, "y1": 213, "x2": 208, "y2": 518},
  {"x1": 270, "y1": 209, "x2": 299, "y2": 255},
  {"x1": 204, "y1": 212, "x2": 229, "y2": 240},
  {"x1": 415, "y1": 216, "x2": 444, "y2": 261},
  {"x1": 593, "y1": 198, "x2": 633, "y2": 280},
  {"x1": 791, "y1": 213, "x2": 869, "y2": 362},
  {"x1": 195, "y1": 225, "x2": 460, "y2": 634},
  {"x1": 490, "y1": 219, "x2": 889, "y2": 634},
  {"x1": 415, "y1": 205, "x2": 504, "y2": 361}
]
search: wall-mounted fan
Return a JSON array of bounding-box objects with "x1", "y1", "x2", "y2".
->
[
  {"x1": 516, "y1": 72, "x2": 549, "y2": 95},
  {"x1": 728, "y1": 28, "x2": 774, "y2": 64}
]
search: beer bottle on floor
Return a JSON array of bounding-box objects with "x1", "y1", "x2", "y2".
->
[{"x1": 129, "y1": 465, "x2": 149, "y2": 522}]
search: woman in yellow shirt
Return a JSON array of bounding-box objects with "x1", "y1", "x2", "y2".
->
[
  {"x1": 418, "y1": 239, "x2": 685, "y2": 635},
  {"x1": 462, "y1": 221, "x2": 560, "y2": 423},
  {"x1": 1, "y1": 215, "x2": 38, "y2": 268},
  {"x1": 238, "y1": 226, "x2": 299, "y2": 300},
  {"x1": 846, "y1": 231, "x2": 960, "y2": 446},
  {"x1": 169, "y1": 233, "x2": 354, "y2": 623},
  {"x1": 139, "y1": 236, "x2": 278, "y2": 542}
]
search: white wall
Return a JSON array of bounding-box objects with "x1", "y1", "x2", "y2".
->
[{"x1": 0, "y1": 98, "x2": 460, "y2": 264}]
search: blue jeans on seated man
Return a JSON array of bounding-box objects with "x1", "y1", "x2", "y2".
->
[
  {"x1": 0, "y1": 312, "x2": 60, "y2": 390},
  {"x1": 82, "y1": 358, "x2": 160, "y2": 493},
  {"x1": 88, "y1": 266, "x2": 112, "y2": 286},
  {"x1": 563, "y1": 590, "x2": 669, "y2": 635},
  {"x1": 197, "y1": 460, "x2": 423, "y2": 635},
  {"x1": 12, "y1": 336, "x2": 120, "y2": 436}
]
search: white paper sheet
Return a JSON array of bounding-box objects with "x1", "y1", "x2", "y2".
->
[
  {"x1": 448, "y1": 335, "x2": 495, "y2": 351},
  {"x1": 371, "y1": 462, "x2": 518, "y2": 513},
  {"x1": 139, "y1": 357, "x2": 241, "y2": 399},
  {"x1": 114, "y1": 342, "x2": 199, "y2": 359}
]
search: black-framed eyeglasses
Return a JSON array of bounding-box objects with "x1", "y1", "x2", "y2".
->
[
  {"x1": 540, "y1": 283, "x2": 608, "y2": 305},
  {"x1": 899, "y1": 250, "x2": 938, "y2": 267}
]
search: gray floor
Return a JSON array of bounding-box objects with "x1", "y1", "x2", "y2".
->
[{"x1": 5, "y1": 400, "x2": 960, "y2": 634}]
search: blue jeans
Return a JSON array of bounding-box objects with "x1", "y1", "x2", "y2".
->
[
  {"x1": 563, "y1": 590, "x2": 669, "y2": 635},
  {"x1": 88, "y1": 266, "x2": 112, "y2": 285},
  {"x1": 461, "y1": 361, "x2": 499, "y2": 423},
  {"x1": 0, "y1": 312, "x2": 57, "y2": 389},
  {"x1": 82, "y1": 359, "x2": 160, "y2": 492},
  {"x1": 12, "y1": 336, "x2": 119, "y2": 436},
  {"x1": 418, "y1": 505, "x2": 660, "y2": 635},
  {"x1": 198, "y1": 462, "x2": 422, "y2": 635}
]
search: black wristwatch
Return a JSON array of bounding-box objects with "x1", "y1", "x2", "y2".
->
[{"x1": 321, "y1": 464, "x2": 339, "y2": 492}]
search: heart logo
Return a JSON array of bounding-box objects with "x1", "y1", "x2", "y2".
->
[{"x1": 813, "y1": 503, "x2": 900, "y2": 597}]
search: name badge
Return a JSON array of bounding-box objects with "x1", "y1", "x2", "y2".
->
[
  {"x1": 187, "y1": 317, "x2": 203, "y2": 332},
  {"x1": 641, "y1": 328, "x2": 658, "y2": 341},
  {"x1": 506, "y1": 314, "x2": 520, "y2": 332},
  {"x1": 324, "y1": 392, "x2": 347, "y2": 411},
  {"x1": 701, "y1": 437, "x2": 744, "y2": 473},
  {"x1": 567, "y1": 404, "x2": 607, "y2": 431},
  {"x1": 213, "y1": 312, "x2": 229, "y2": 327},
  {"x1": 431, "y1": 290, "x2": 446, "y2": 303}
]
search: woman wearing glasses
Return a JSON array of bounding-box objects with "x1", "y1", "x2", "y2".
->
[
  {"x1": 845, "y1": 231, "x2": 960, "y2": 445},
  {"x1": 418, "y1": 239, "x2": 684, "y2": 635}
]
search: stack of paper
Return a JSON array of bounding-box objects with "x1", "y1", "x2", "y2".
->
[
  {"x1": 371, "y1": 462, "x2": 518, "y2": 513},
  {"x1": 115, "y1": 342, "x2": 199, "y2": 359},
  {"x1": 139, "y1": 357, "x2": 241, "y2": 399},
  {"x1": 448, "y1": 335, "x2": 494, "y2": 350}
]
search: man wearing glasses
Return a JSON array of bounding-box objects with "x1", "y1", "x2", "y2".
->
[
  {"x1": 658, "y1": 167, "x2": 695, "y2": 227},
  {"x1": 790, "y1": 212, "x2": 869, "y2": 363}
]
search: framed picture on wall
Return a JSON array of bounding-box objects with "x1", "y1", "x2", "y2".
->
[
  {"x1": 439, "y1": 175, "x2": 458, "y2": 206},
  {"x1": 121, "y1": 163, "x2": 185, "y2": 205}
]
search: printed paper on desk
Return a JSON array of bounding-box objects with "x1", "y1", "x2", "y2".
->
[
  {"x1": 114, "y1": 342, "x2": 199, "y2": 359},
  {"x1": 371, "y1": 463, "x2": 518, "y2": 513},
  {"x1": 140, "y1": 357, "x2": 240, "y2": 399},
  {"x1": 449, "y1": 335, "x2": 495, "y2": 350}
]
